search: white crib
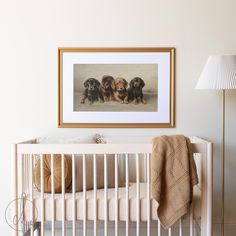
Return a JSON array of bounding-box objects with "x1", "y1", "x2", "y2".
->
[{"x1": 12, "y1": 136, "x2": 212, "y2": 236}]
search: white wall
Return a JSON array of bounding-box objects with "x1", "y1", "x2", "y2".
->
[{"x1": 0, "y1": 0, "x2": 236, "y2": 235}]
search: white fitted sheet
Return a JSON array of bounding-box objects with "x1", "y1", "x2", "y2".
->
[{"x1": 25, "y1": 183, "x2": 201, "y2": 222}]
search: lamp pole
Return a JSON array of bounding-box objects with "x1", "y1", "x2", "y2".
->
[{"x1": 222, "y1": 89, "x2": 225, "y2": 236}]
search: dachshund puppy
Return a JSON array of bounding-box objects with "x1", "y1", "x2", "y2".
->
[
  {"x1": 128, "y1": 77, "x2": 146, "y2": 104},
  {"x1": 100, "y1": 75, "x2": 114, "y2": 101},
  {"x1": 80, "y1": 78, "x2": 104, "y2": 105},
  {"x1": 111, "y1": 77, "x2": 128, "y2": 104}
]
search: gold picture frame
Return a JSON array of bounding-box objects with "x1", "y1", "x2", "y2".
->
[{"x1": 58, "y1": 47, "x2": 175, "y2": 128}]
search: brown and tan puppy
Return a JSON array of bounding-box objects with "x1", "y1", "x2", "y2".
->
[
  {"x1": 111, "y1": 77, "x2": 128, "y2": 104},
  {"x1": 128, "y1": 77, "x2": 146, "y2": 104},
  {"x1": 100, "y1": 75, "x2": 114, "y2": 101}
]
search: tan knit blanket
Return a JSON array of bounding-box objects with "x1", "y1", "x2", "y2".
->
[{"x1": 151, "y1": 135, "x2": 198, "y2": 229}]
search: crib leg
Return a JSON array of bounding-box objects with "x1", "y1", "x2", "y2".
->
[
  {"x1": 22, "y1": 222, "x2": 39, "y2": 236},
  {"x1": 34, "y1": 222, "x2": 41, "y2": 236},
  {"x1": 193, "y1": 221, "x2": 199, "y2": 236},
  {"x1": 23, "y1": 230, "x2": 30, "y2": 236}
]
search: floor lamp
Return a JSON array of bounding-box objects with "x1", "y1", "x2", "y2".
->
[{"x1": 196, "y1": 55, "x2": 236, "y2": 236}]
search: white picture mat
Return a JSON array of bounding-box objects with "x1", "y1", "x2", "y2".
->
[{"x1": 62, "y1": 52, "x2": 171, "y2": 123}]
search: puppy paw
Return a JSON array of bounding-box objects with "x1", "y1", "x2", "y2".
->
[
  {"x1": 141, "y1": 99, "x2": 146, "y2": 104},
  {"x1": 80, "y1": 99, "x2": 85, "y2": 104},
  {"x1": 124, "y1": 97, "x2": 129, "y2": 104}
]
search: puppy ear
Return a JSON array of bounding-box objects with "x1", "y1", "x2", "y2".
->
[
  {"x1": 129, "y1": 79, "x2": 134, "y2": 88},
  {"x1": 123, "y1": 79, "x2": 128, "y2": 88},
  {"x1": 140, "y1": 78, "x2": 145, "y2": 88},
  {"x1": 84, "y1": 80, "x2": 89, "y2": 88},
  {"x1": 111, "y1": 80, "x2": 116, "y2": 90},
  {"x1": 95, "y1": 79, "x2": 100, "y2": 87},
  {"x1": 102, "y1": 76, "x2": 107, "y2": 84},
  {"x1": 108, "y1": 76, "x2": 114, "y2": 84}
]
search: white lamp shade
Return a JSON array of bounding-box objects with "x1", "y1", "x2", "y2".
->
[{"x1": 196, "y1": 55, "x2": 236, "y2": 90}]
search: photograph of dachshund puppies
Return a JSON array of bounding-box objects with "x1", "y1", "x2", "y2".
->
[
  {"x1": 80, "y1": 78, "x2": 104, "y2": 105},
  {"x1": 81, "y1": 76, "x2": 146, "y2": 105}
]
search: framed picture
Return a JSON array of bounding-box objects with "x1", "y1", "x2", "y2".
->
[{"x1": 58, "y1": 48, "x2": 175, "y2": 128}]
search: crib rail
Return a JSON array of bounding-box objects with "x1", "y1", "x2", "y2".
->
[
  {"x1": 12, "y1": 137, "x2": 212, "y2": 236},
  {"x1": 16, "y1": 143, "x2": 205, "y2": 155}
]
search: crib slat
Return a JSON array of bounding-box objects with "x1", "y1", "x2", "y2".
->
[
  {"x1": 22, "y1": 154, "x2": 25, "y2": 231},
  {"x1": 104, "y1": 154, "x2": 108, "y2": 236},
  {"x1": 40, "y1": 154, "x2": 45, "y2": 236},
  {"x1": 147, "y1": 154, "x2": 150, "y2": 236},
  {"x1": 51, "y1": 154, "x2": 55, "y2": 236},
  {"x1": 115, "y1": 154, "x2": 119, "y2": 236},
  {"x1": 13, "y1": 146, "x2": 18, "y2": 236},
  {"x1": 142, "y1": 154, "x2": 146, "y2": 182},
  {"x1": 30, "y1": 154, "x2": 34, "y2": 236},
  {"x1": 136, "y1": 154, "x2": 140, "y2": 236},
  {"x1": 190, "y1": 204, "x2": 193, "y2": 236},
  {"x1": 22, "y1": 155, "x2": 25, "y2": 234},
  {"x1": 27, "y1": 155, "x2": 30, "y2": 194},
  {"x1": 83, "y1": 154, "x2": 87, "y2": 236},
  {"x1": 158, "y1": 220, "x2": 161, "y2": 236},
  {"x1": 72, "y1": 154, "x2": 76, "y2": 236},
  {"x1": 168, "y1": 228, "x2": 172, "y2": 236},
  {"x1": 179, "y1": 218, "x2": 183, "y2": 236},
  {"x1": 25, "y1": 155, "x2": 27, "y2": 193},
  {"x1": 61, "y1": 154, "x2": 65, "y2": 236},
  {"x1": 125, "y1": 154, "x2": 129, "y2": 236},
  {"x1": 22, "y1": 155, "x2": 24, "y2": 195},
  {"x1": 93, "y1": 154, "x2": 97, "y2": 236}
]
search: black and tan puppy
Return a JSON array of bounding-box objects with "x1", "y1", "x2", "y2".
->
[
  {"x1": 128, "y1": 77, "x2": 146, "y2": 104},
  {"x1": 80, "y1": 78, "x2": 104, "y2": 105},
  {"x1": 100, "y1": 75, "x2": 114, "y2": 101},
  {"x1": 111, "y1": 77, "x2": 129, "y2": 104}
]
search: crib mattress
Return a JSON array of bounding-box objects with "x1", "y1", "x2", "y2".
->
[{"x1": 25, "y1": 183, "x2": 201, "y2": 222}]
